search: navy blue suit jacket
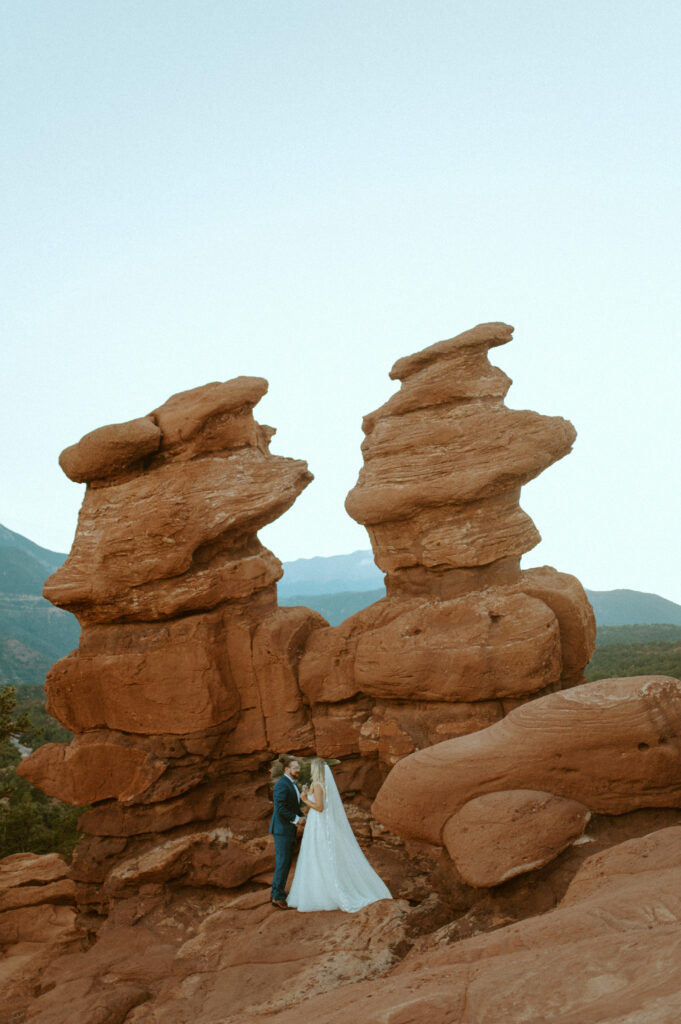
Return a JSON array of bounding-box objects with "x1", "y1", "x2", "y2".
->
[{"x1": 269, "y1": 775, "x2": 301, "y2": 837}]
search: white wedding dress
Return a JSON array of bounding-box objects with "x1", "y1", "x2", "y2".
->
[{"x1": 287, "y1": 764, "x2": 392, "y2": 912}]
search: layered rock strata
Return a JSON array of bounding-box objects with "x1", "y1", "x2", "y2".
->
[
  {"x1": 373, "y1": 674, "x2": 681, "y2": 884},
  {"x1": 250, "y1": 826, "x2": 681, "y2": 1024},
  {"x1": 18, "y1": 379, "x2": 322, "y2": 900},
  {"x1": 4, "y1": 323, "x2": 681, "y2": 1023},
  {"x1": 345, "y1": 321, "x2": 575, "y2": 596},
  {"x1": 0, "y1": 853, "x2": 80, "y2": 1022},
  {"x1": 299, "y1": 323, "x2": 596, "y2": 773},
  {"x1": 17, "y1": 324, "x2": 597, "y2": 902}
]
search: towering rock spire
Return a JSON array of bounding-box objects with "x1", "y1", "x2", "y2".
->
[
  {"x1": 18, "y1": 379, "x2": 324, "y2": 897},
  {"x1": 45, "y1": 377, "x2": 311, "y2": 622},
  {"x1": 17, "y1": 324, "x2": 596, "y2": 906},
  {"x1": 346, "y1": 322, "x2": 576, "y2": 597}
]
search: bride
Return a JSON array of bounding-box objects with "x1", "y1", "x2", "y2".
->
[{"x1": 286, "y1": 758, "x2": 392, "y2": 913}]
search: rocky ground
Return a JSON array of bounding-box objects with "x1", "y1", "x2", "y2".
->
[
  {"x1": 4, "y1": 324, "x2": 681, "y2": 1022},
  {"x1": 3, "y1": 807, "x2": 681, "y2": 1023}
]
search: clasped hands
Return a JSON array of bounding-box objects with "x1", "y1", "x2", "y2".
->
[{"x1": 298, "y1": 783, "x2": 309, "y2": 827}]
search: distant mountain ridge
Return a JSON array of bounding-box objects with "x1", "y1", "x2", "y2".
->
[
  {"x1": 280, "y1": 549, "x2": 681, "y2": 627},
  {"x1": 278, "y1": 550, "x2": 382, "y2": 596},
  {"x1": 0, "y1": 524, "x2": 65, "y2": 595},
  {"x1": 0, "y1": 525, "x2": 79, "y2": 687},
  {"x1": 582, "y1": 588, "x2": 681, "y2": 627},
  {"x1": 1, "y1": 525, "x2": 680, "y2": 687}
]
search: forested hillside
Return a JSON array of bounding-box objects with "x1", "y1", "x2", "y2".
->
[{"x1": 0, "y1": 524, "x2": 80, "y2": 688}]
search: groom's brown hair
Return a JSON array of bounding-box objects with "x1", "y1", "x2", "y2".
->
[{"x1": 279, "y1": 754, "x2": 295, "y2": 768}]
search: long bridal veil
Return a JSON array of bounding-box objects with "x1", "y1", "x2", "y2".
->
[{"x1": 288, "y1": 764, "x2": 392, "y2": 913}]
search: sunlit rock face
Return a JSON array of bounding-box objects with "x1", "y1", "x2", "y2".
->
[
  {"x1": 46, "y1": 378, "x2": 310, "y2": 623},
  {"x1": 301, "y1": 323, "x2": 595, "y2": 769},
  {"x1": 18, "y1": 378, "x2": 321, "y2": 899},
  {"x1": 372, "y1": 674, "x2": 681, "y2": 851},
  {"x1": 6, "y1": 324, "x2": 681, "y2": 1024},
  {"x1": 17, "y1": 324, "x2": 596, "y2": 904},
  {"x1": 346, "y1": 322, "x2": 575, "y2": 596}
]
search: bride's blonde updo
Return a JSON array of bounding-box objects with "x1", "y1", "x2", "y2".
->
[{"x1": 310, "y1": 758, "x2": 325, "y2": 786}]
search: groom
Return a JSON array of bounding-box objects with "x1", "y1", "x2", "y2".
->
[{"x1": 269, "y1": 755, "x2": 306, "y2": 909}]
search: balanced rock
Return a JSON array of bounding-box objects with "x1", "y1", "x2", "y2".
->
[
  {"x1": 17, "y1": 325, "x2": 597, "y2": 904},
  {"x1": 345, "y1": 322, "x2": 576, "y2": 597},
  {"x1": 44, "y1": 378, "x2": 310, "y2": 623},
  {"x1": 17, "y1": 377, "x2": 321, "y2": 898},
  {"x1": 373, "y1": 676, "x2": 681, "y2": 846},
  {"x1": 442, "y1": 789, "x2": 591, "y2": 888},
  {"x1": 296, "y1": 324, "x2": 594, "y2": 779}
]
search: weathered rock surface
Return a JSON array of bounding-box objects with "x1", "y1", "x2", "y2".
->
[
  {"x1": 10, "y1": 323, "x2": 654, "y2": 1024},
  {"x1": 345, "y1": 322, "x2": 576, "y2": 595},
  {"x1": 251, "y1": 826, "x2": 681, "y2": 1024},
  {"x1": 0, "y1": 852, "x2": 70, "y2": 892},
  {"x1": 0, "y1": 854, "x2": 80, "y2": 1024},
  {"x1": 8, "y1": 890, "x2": 412, "y2": 1024},
  {"x1": 7, "y1": 826, "x2": 680, "y2": 1024},
  {"x1": 442, "y1": 789, "x2": 591, "y2": 887},
  {"x1": 15, "y1": 734, "x2": 166, "y2": 804},
  {"x1": 512, "y1": 565, "x2": 597, "y2": 684},
  {"x1": 58, "y1": 415, "x2": 162, "y2": 483},
  {"x1": 373, "y1": 675, "x2": 681, "y2": 845},
  {"x1": 40, "y1": 610, "x2": 243, "y2": 735},
  {"x1": 44, "y1": 378, "x2": 310, "y2": 623}
]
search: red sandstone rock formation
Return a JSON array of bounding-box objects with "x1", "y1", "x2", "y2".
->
[
  {"x1": 4, "y1": 825, "x2": 681, "y2": 1023},
  {"x1": 299, "y1": 322, "x2": 595, "y2": 768},
  {"x1": 0, "y1": 853, "x2": 80, "y2": 1020},
  {"x1": 441, "y1": 789, "x2": 591, "y2": 888},
  {"x1": 18, "y1": 378, "x2": 322, "y2": 902},
  {"x1": 346, "y1": 322, "x2": 575, "y2": 596},
  {"x1": 373, "y1": 675, "x2": 681, "y2": 844},
  {"x1": 16, "y1": 324, "x2": 598, "y2": 905},
  {"x1": 3, "y1": 322, "x2": 681, "y2": 1023},
  {"x1": 248, "y1": 826, "x2": 681, "y2": 1024}
]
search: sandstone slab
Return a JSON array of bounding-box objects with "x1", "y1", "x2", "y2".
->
[
  {"x1": 442, "y1": 789, "x2": 590, "y2": 887},
  {"x1": 44, "y1": 610, "x2": 240, "y2": 735},
  {"x1": 58, "y1": 416, "x2": 161, "y2": 483},
  {"x1": 252, "y1": 826, "x2": 681, "y2": 1024},
  {"x1": 15, "y1": 889, "x2": 412, "y2": 1024},
  {"x1": 150, "y1": 376, "x2": 269, "y2": 456},
  {"x1": 353, "y1": 591, "x2": 562, "y2": 701},
  {"x1": 16, "y1": 735, "x2": 166, "y2": 804},
  {"x1": 300, "y1": 589, "x2": 563, "y2": 706},
  {"x1": 0, "y1": 904, "x2": 77, "y2": 945},
  {"x1": 77, "y1": 781, "x2": 222, "y2": 837},
  {"x1": 0, "y1": 852, "x2": 69, "y2": 893},
  {"x1": 347, "y1": 402, "x2": 576, "y2": 528},
  {"x1": 44, "y1": 451, "x2": 309, "y2": 622},
  {"x1": 0, "y1": 878, "x2": 77, "y2": 912},
  {"x1": 103, "y1": 828, "x2": 274, "y2": 892},
  {"x1": 373, "y1": 676, "x2": 681, "y2": 845}
]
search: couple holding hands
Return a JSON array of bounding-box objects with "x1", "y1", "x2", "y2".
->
[{"x1": 269, "y1": 755, "x2": 392, "y2": 913}]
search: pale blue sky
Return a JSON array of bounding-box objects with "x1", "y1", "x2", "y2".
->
[{"x1": 2, "y1": 1, "x2": 680, "y2": 601}]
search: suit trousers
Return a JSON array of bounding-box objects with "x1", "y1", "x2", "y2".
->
[{"x1": 271, "y1": 832, "x2": 296, "y2": 901}]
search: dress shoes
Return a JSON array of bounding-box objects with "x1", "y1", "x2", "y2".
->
[{"x1": 270, "y1": 898, "x2": 290, "y2": 910}]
